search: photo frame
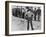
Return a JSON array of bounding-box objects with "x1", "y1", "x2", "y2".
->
[{"x1": 5, "y1": 1, "x2": 45, "y2": 36}]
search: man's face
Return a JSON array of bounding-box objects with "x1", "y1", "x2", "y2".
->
[
  {"x1": 30, "y1": 7, "x2": 33, "y2": 10},
  {"x1": 35, "y1": 8, "x2": 36, "y2": 10},
  {"x1": 38, "y1": 7, "x2": 40, "y2": 9}
]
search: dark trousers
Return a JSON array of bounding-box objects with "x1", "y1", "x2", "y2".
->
[
  {"x1": 27, "y1": 20, "x2": 34, "y2": 30},
  {"x1": 27, "y1": 20, "x2": 29, "y2": 30},
  {"x1": 30, "y1": 21, "x2": 34, "y2": 30},
  {"x1": 38, "y1": 15, "x2": 40, "y2": 21}
]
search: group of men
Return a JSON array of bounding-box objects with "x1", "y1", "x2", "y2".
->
[
  {"x1": 25, "y1": 7, "x2": 41, "y2": 30},
  {"x1": 12, "y1": 6, "x2": 41, "y2": 30}
]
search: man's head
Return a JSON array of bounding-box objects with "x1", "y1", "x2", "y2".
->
[
  {"x1": 30, "y1": 7, "x2": 33, "y2": 9},
  {"x1": 34, "y1": 7, "x2": 36, "y2": 10},
  {"x1": 26, "y1": 6, "x2": 29, "y2": 9},
  {"x1": 38, "y1": 7, "x2": 40, "y2": 9}
]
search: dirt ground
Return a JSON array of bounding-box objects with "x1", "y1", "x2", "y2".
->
[{"x1": 11, "y1": 16, "x2": 41, "y2": 31}]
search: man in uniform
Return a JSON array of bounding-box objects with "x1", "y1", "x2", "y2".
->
[{"x1": 25, "y1": 7, "x2": 34, "y2": 30}]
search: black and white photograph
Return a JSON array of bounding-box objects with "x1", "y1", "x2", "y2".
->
[
  {"x1": 5, "y1": 1, "x2": 45, "y2": 36},
  {"x1": 12, "y1": 6, "x2": 41, "y2": 31}
]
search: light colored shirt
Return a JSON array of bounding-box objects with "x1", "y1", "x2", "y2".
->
[{"x1": 25, "y1": 11, "x2": 33, "y2": 17}]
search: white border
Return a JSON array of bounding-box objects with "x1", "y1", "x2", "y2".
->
[{"x1": 9, "y1": 3, "x2": 44, "y2": 34}]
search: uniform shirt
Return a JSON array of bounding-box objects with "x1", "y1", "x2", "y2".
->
[
  {"x1": 25, "y1": 11, "x2": 33, "y2": 21},
  {"x1": 25, "y1": 11, "x2": 33, "y2": 17}
]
